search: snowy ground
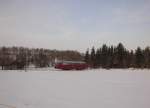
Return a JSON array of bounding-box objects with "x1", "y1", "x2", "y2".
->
[{"x1": 0, "y1": 69, "x2": 150, "y2": 108}]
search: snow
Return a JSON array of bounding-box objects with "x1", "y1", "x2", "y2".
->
[{"x1": 0, "y1": 69, "x2": 150, "y2": 108}]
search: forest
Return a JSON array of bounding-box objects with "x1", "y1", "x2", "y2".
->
[
  {"x1": 85, "y1": 43, "x2": 150, "y2": 68},
  {"x1": 0, "y1": 43, "x2": 150, "y2": 70},
  {"x1": 0, "y1": 47, "x2": 83, "y2": 70}
]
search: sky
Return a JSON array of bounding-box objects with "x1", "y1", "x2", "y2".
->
[{"x1": 0, "y1": 0, "x2": 150, "y2": 52}]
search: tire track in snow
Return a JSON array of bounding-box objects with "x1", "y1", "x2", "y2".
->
[{"x1": 0, "y1": 104, "x2": 16, "y2": 108}]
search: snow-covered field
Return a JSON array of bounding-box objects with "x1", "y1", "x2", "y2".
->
[{"x1": 0, "y1": 69, "x2": 150, "y2": 108}]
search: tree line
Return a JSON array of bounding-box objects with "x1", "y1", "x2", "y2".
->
[
  {"x1": 84, "y1": 43, "x2": 150, "y2": 68},
  {"x1": 0, "y1": 47, "x2": 83, "y2": 70}
]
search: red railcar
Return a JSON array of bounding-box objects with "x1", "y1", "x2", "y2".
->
[{"x1": 55, "y1": 61, "x2": 89, "y2": 70}]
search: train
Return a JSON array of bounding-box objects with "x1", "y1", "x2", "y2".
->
[{"x1": 55, "y1": 61, "x2": 89, "y2": 70}]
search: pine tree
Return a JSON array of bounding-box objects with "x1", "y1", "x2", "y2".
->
[
  {"x1": 90, "y1": 47, "x2": 96, "y2": 68},
  {"x1": 101, "y1": 44, "x2": 108, "y2": 68},
  {"x1": 143, "y1": 47, "x2": 150, "y2": 68},
  {"x1": 129, "y1": 50, "x2": 135, "y2": 67},
  {"x1": 135, "y1": 47, "x2": 145, "y2": 68},
  {"x1": 108, "y1": 46, "x2": 114, "y2": 68},
  {"x1": 84, "y1": 49, "x2": 90, "y2": 64},
  {"x1": 95, "y1": 48, "x2": 101, "y2": 67},
  {"x1": 116, "y1": 43, "x2": 126, "y2": 68}
]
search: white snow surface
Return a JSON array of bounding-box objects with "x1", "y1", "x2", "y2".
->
[{"x1": 0, "y1": 69, "x2": 150, "y2": 108}]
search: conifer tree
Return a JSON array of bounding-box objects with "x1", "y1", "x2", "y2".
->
[
  {"x1": 101, "y1": 44, "x2": 108, "y2": 68},
  {"x1": 108, "y1": 46, "x2": 114, "y2": 68},
  {"x1": 90, "y1": 47, "x2": 96, "y2": 67},
  {"x1": 95, "y1": 48, "x2": 101, "y2": 67},
  {"x1": 135, "y1": 47, "x2": 145, "y2": 68},
  {"x1": 116, "y1": 43, "x2": 126, "y2": 68},
  {"x1": 84, "y1": 49, "x2": 90, "y2": 64},
  {"x1": 143, "y1": 47, "x2": 150, "y2": 68}
]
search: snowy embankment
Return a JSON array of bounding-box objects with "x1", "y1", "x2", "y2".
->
[{"x1": 0, "y1": 69, "x2": 150, "y2": 108}]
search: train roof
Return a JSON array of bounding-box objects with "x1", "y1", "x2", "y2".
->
[{"x1": 56, "y1": 60, "x2": 86, "y2": 64}]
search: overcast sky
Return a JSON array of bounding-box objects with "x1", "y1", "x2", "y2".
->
[{"x1": 0, "y1": 0, "x2": 150, "y2": 52}]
